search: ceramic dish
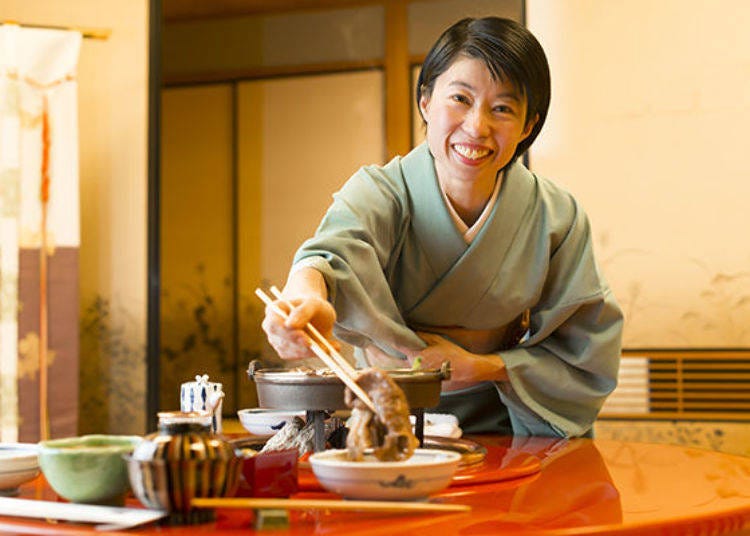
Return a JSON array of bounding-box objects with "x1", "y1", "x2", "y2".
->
[
  {"x1": 309, "y1": 448, "x2": 461, "y2": 501},
  {"x1": 237, "y1": 408, "x2": 305, "y2": 437},
  {"x1": 0, "y1": 443, "x2": 40, "y2": 495},
  {"x1": 39, "y1": 435, "x2": 141, "y2": 505}
]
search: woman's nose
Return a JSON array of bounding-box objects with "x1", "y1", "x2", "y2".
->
[{"x1": 463, "y1": 107, "x2": 491, "y2": 137}]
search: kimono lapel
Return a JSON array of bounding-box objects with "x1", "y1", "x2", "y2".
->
[
  {"x1": 400, "y1": 144, "x2": 467, "y2": 276},
  {"x1": 403, "y1": 150, "x2": 536, "y2": 326}
]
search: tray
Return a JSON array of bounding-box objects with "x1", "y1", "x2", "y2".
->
[{"x1": 297, "y1": 442, "x2": 540, "y2": 491}]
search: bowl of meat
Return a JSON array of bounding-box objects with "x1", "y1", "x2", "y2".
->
[
  {"x1": 309, "y1": 448, "x2": 461, "y2": 500},
  {"x1": 309, "y1": 367, "x2": 461, "y2": 500}
]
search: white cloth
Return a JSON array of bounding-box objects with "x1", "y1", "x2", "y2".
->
[{"x1": 411, "y1": 413, "x2": 462, "y2": 439}]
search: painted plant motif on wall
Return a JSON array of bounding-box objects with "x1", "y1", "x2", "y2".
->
[
  {"x1": 594, "y1": 230, "x2": 650, "y2": 347},
  {"x1": 672, "y1": 260, "x2": 750, "y2": 346},
  {"x1": 160, "y1": 264, "x2": 264, "y2": 414},
  {"x1": 79, "y1": 295, "x2": 145, "y2": 436},
  {"x1": 595, "y1": 229, "x2": 750, "y2": 348}
]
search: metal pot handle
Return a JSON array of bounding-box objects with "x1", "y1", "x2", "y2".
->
[{"x1": 440, "y1": 360, "x2": 452, "y2": 380}]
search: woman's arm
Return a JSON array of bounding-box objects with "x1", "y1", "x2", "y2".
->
[{"x1": 399, "y1": 332, "x2": 509, "y2": 390}]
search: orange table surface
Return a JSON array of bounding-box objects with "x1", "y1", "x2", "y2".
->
[{"x1": 3, "y1": 436, "x2": 750, "y2": 535}]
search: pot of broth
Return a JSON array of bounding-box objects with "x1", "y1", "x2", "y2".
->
[{"x1": 246, "y1": 360, "x2": 451, "y2": 411}]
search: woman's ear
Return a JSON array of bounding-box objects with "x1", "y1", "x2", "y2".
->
[
  {"x1": 418, "y1": 93, "x2": 430, "y2": 123},
  {"x1": 520, "y1": 113, "x2": 539, "y2": 141}
]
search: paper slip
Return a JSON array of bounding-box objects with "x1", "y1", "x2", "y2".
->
[{"x1": 0, "y1": 497, "x2": 167, "y2": 531}]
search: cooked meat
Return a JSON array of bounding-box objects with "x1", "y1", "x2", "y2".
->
[
  {"x1": 345, "y1": 368, "x2": 418, "y2": 462},
  {"x1": 288, "y1": 366, "x2": 337, "y2": 377}
]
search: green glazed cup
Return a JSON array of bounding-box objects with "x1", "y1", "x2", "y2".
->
[{"x1": 39, "y1": 434, "x2": 142, "y2": 505}]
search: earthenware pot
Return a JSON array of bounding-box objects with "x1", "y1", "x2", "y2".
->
[{"x1": 127, "y1": 411, "x2": 240, "y2": 525}]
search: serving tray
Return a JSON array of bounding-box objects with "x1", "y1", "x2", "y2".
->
[{"x1": 297, "y1": 441, "x2": 540, "y2": 491}]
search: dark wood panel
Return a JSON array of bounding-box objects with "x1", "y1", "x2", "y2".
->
[{"x1": 164, "y1": 0, "x2": 385, "y2": 21}]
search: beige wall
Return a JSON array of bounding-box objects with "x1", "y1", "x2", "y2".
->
[
  {"x1": 1, "y1": 0, "x2": 150, "y2": 433},
  {"x1": 249, "y1": 71, "x2": 386, "y2": 288},
  {"x1": 528, "y1": 0, "x2": 750, "y2": 348}
]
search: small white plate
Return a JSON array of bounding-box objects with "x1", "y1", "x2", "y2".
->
[
  {"x1": 237, "y1": 409, "x2": 305, "y2": 437},
  {"x1": 0, "y1": 443, "x2": 40, "y2": 494}
]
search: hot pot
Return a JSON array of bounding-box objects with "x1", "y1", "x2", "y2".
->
[{"x1": 246, "y1": 360, "x2": 451, "y2": 450}]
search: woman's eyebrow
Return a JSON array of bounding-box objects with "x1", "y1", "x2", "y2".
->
[
  {"x1": 447, "y1": 81, "x2": 520, "y2": 102},
  {"x1": 495, "y1": 91, "x2": 521, "y2": 103},
  {"x1": 448, "y1": 80, "x2": 475, "y2": 91}
]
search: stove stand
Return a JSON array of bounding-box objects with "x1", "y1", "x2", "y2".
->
[{"x1": 305, "y1": 408, "x2": 427, "y2": 452}]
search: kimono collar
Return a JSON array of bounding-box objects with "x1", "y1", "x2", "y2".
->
[
  {"x1": 400, "y1": 143, "x2": 468, "y2": 273},
  {"x1": 400, "y1": 143, "x2": 537, "y2": 324}
]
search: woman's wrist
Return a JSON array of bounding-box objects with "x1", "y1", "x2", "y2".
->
[
  {"x1": 283, "y1": 266, "x2": 328, "y2": 300},
  {"x1": 476, "y1": 352, "x2": 509, "y2": 382}
]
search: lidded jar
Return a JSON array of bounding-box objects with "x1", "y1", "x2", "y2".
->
[
  {"x1": 132, "y1": 411, "x2": 234, "y2": 462},
  {"x1": 127, "y1": 411, "x2": 240, "y2": 524}
]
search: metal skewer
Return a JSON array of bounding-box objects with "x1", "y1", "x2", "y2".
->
[{"x1": 255, "y1": 288, "x2": 377, "y2": 414}]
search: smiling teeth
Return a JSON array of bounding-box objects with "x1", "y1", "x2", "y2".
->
[{"x1": 454, "y1": 145, "x2": 490, "y2": 160}]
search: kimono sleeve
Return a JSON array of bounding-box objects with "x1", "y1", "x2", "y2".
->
[
  {"x1": 497, "y1": 198, "x2": 624, "y2": 438},
  {"x1": 291, "y1": 161, "x2": 426, "y2": 355}
]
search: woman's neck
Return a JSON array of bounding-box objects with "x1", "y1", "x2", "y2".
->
[{"x1": 440, "y1": 173, "x2": 501, "y2": 227}]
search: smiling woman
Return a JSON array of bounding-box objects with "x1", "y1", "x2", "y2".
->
[
  {"x1": 260, "y1": 16, "x2": 623, "y2": 439},
  {"x1": 156, "y1": 1, "x2": 525, "y2": 423}
]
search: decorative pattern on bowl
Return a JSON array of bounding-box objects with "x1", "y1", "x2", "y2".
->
[
  {"x1": 126, "y1": 456, "x2": 241, "y2": 524},
  {"x1": 127, "y1": 411, "x2": 240, "y2": 524}
]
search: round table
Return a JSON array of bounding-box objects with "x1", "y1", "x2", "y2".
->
[{"x1": 3, "y1": 436, "x2": 750, "y2": 535}]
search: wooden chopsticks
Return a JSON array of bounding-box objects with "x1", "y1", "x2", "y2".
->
[
  {"x1": 255, "y1": 287, "x2": 378, "y2": 414},
  {"x1": 191, "y1": 497, "x2": 471, "y2": 514},
  {"x1": 269, "y1": 285, "x2": 357, "y2": 377}
]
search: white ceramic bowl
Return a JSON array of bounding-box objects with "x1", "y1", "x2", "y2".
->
[
  {"x1": 309, "y1": 448, "x2": 461, "y2": 501},
  {"x1": 237, "y1": 409, "x2": 306, "y2": 437},
  {"x1": 0, "y1": 443, "x2": 40, "y2": 495}
]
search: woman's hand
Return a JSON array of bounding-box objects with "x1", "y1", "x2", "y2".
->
[
  {"x1": 400, "y1": 331, "x2": 508, "y2": 389},
  {"x1": 261, "y1": 295, "x2": 339, "y2": 360}
]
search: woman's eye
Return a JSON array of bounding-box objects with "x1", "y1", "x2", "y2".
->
[
  {"x1": 452, "y1": 94, "x2": 471, "y2": 105},
  {"x1": 493, "y1": 105, "x2": 514, "y2": 114}
]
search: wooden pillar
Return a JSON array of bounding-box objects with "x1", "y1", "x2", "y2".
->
[{"x1": 384, "y1": 0, "x2": 411, "y2": 160}]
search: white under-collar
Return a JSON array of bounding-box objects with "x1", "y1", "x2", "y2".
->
[{"x1": 441, "y1": 170, "x2": 504, "y2": 244}]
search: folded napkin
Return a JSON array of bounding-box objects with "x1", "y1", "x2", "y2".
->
[{"x1": 411, "y1": 413, "x2": 462, "y2": 439}]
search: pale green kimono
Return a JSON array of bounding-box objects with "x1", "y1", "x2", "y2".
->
[{"x1": 293, "y1": 143, "x2": 623, "y2": 437}]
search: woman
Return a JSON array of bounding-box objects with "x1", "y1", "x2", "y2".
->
[{"x1": 262, "y1": 17, "x2": 623, "y2": 437}]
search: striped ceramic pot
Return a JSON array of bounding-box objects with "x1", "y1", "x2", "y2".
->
[{"x1": 127, "y1": 411, "x2": 240, "y2": 524}]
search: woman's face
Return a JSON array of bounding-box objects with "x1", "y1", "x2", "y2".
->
[{"x1": 420, "y1": 55, "x2": 537, "y2": 189}]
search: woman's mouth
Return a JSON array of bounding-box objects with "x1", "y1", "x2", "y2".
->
[{"x1": 452, "y1": 144, "x2": 492, "y2": 163}]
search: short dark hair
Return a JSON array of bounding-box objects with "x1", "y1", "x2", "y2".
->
[{"x1": 416, "y1": 17, "x2": 551, "y2": 160}]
